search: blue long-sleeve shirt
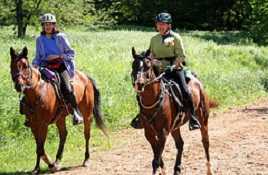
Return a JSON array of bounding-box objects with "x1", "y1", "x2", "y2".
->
[
  {"x1": 32, "y1": 32, "x2": 75, "y2": 78},
  {"x1": 42, "y1": 35, "x2": 61, "y2": 57}
]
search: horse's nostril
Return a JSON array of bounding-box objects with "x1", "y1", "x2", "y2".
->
[{"x1": 137, "y1": 83, "x2": 144, "y2": 91}]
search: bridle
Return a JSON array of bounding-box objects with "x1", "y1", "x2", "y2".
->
[
  {"x1": 132, "y1": 57, "x2": 167, "y2": 109},
  {"x1": 11, "y1": 57, "x2": 34, "y2": 92}
]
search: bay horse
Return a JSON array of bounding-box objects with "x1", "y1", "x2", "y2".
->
[
  {"x1": 10, "y1": 47, "x2": 107, "y2": 174},
  {"x1": 131, "y1": 47, "x2": 217, "y2": 175}
]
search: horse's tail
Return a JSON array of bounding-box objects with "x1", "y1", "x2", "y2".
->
[
  {"x1": 199, "y1": 88, "x2": 219, "y2": 124},
  {"x1": 208, "y1": 98, "x2": 219, "y2": 108},
  {"x1": 87, "y1": 76, "x2": 108, "y2": 137}
]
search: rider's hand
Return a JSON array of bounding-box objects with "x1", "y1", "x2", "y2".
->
[
  {"x1": 174, "y1": 58, "x2": 184, "y2": 70},
  {"x1": 33, "y1": 64, "x2": 39, "y2": 69},
  {"x1": 165, "y1": 65, "x2": 176, "y2": 74},
  {"x1": 47, "y1": 55, "x2": 61, "y2": 61}
]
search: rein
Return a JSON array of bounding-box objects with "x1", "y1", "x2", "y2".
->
[
  {"x1": 135, "y1": 72, "x2": 165, "y2": 93},
  {"x1": 137, "y1": 73, "x2": 167, "y2": 127},
  {"x1": 22, "y1": 65, "x2": 34, "y2": 90},
  {"x1": 12, "y1": 63, "x2": 34, "y2": 92},
  {"x1": 138, "y1": 78, "x2": 165, "y2": 110}
]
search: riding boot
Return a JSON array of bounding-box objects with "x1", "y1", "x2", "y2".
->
[
  {"x1": 131, "y1": 95, "x2": 143, "y2": 129},
  {"x1": 19, "y1": 96, "x2": 30, "y2": 127},
  {"x1": 174, "y1": 69, "x2": 201, "y2": 131},
  {"x1": 19, "y1": 96, "x2": 26, "y2": 115},
  {"x1": 60, "y1": 69, "x2": 83, "y2": 125},
  {"x1": 187, "y1": 97, "x2": 201, "y2": 130},
  {"x1": 67, "y1": 92, "x2": 84, "y2": 125},
  {"x1": 130, "y1": 114, "x2": 143, "y2": 129}
]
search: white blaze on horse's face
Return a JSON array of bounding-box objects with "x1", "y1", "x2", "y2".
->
[
  {"x1": 137, "y1": 61, "x2": 145, "y2": 82},
  {"x1": 11, "y1": 58, "x2": 32, "y2": 92},
  {"x1": 134, "y1": 60, "x2": 146, "y2": 93},
  {"x1": 136, "y1": 61, "x2": 147, "y2": 84}
]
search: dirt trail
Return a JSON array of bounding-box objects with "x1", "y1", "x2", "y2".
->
[{"x1": 52, "y1": 99, "x2": 268, "y2": 175}]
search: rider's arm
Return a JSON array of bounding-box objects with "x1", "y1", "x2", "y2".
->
[
  {"x1": 32, "y1": 37, "x2": 42, "y2": 68},
  {"x1": 57, "y1": 33, "x2": 75, "y2": 61},
  {"x1": 173, "y1": 34, "x2": 186, "y2": 69}
]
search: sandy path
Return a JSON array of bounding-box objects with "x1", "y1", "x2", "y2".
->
[{"x1": 51, "y1": 99, "x2": 268, "y2": 175}]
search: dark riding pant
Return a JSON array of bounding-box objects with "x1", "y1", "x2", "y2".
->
[
  {"x1": 57, "y1": 63, "x2": 83, "y2": 124},
  {"x1": 173, "y1": 69, "x2": 201, "y2": 130},
  {"x1": 57, "y1": 64, "x2": 78, "y2": 111}
]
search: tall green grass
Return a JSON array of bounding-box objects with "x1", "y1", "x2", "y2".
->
[{"x1": 0, "y1": 26, "x2": 267, "y2": 173}]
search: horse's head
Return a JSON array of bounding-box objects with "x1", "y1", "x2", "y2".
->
[
  {"x1": 10, "y1": 47, "x2": 39, "y2": 92},
  {"x1": 131, "y1": 47, "x2": 156, "y2": 92}
]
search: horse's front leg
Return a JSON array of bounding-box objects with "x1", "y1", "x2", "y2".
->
[
  {"x1": 145, "y1": 127, "x2": 167, "y2": 175},
  {"x1": 52, "y1": 117, "x2": 68, "y2": 172},
  {"x1": 31, "y1": 125, "x2": 53, "y2": 174},
  {"x1": 171, "y1": 128, "x2": 184, "y2": 175}
]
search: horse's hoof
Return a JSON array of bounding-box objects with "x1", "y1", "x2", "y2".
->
[
  {"x1": 173, "y1": 171, "x2": 181, "y2": 175},
  {"x1": 83, "y1": 160, "x2": 90, "y2": 167},
  {"x1": 31, "y1": 169, "x2": 40, "y2": 175},
  {"x1": 49, "y1": 163, "x2": 61, "y2": 172},
  {"x1": 207, "y1": 162, "x2": 213, "y2": 175},
  {"x1": 160, "y1": 168, "x2": 166, "y2": 175}
]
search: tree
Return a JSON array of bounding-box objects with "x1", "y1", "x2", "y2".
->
[
  {"x1": 14, "y1": 0, "x2": 42, "y2": 38},
  {"x1": 248, "y1": 0, "x2": 268, "y2": 44},
  {"x1": 0, "y1": 0, "x2": 89, "y2": 38},
  {"x1": 0, "y1": 0, "x2": 43, "y2": 38}
]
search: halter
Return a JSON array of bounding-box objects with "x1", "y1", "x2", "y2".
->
[
  {"x1": 134, "y1": 71, "x2": 165, "y2": 93},
  {"x1": 137, "y1": 72, "x2": 166, "y2": 109},
  {"x1": 11, "y1": 57, "x2": 34, "y2": 92}
]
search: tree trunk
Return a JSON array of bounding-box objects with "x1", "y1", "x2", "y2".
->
[{"x1": 15, "y1": 0, "x2": 24, "y2": 38}]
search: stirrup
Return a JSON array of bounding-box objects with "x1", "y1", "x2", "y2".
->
[{"x1": 189, "y1": 115, "x2": 201, "y2": 131}]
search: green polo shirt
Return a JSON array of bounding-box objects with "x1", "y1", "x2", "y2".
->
[
  {"x1": 149, "y1": 30, "x2": 186, "y2": 71},
  {"x1": 149, "y1": 30, "x2": 186, "y2": 60}
]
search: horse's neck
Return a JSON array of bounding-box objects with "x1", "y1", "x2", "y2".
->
[
  {"x1": 23, "y1": 69, "x2": 43, "y2": 102},
  {"x1": 141, "y1": 82, "x2": 161, "y2": 105},
  {"x1": 24, "y1": 85, "x2": 41, "y2": 105}
]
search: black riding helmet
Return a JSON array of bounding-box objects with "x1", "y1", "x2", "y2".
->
[{"x1": 155, "y1": 12, "x2": 172, "y2": 24}]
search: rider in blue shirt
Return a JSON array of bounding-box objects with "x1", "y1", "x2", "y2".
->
[{"x1": 31, "y1": 13, "x2": 83, "y2": 125}]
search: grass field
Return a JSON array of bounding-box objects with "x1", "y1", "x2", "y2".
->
[{"x1": 0, "y1": 25, "x2": 268, "y2": 173}]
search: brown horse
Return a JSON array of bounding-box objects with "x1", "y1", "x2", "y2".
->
[
  {"x1": 131, "y1": 47, "x2": 217, "y2": 175},
  {"x1": 10, "y1": 47, "x2": 107, "y2": 174}
]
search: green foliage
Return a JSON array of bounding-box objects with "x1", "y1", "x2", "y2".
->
[
  {"x1": 1, "y1": 0, "x2": 268, "y2": 45},
  {"x1": 0, "y1": 0, "x2": 13, "y2": 25},
  {"x1": 88, "y1": 0, "x2": 253, "y2": 30},
  {"x1": 0, "y1": 26, "x2": 267, "y2": 172},
  {"x1": 0, "y1": 0, "x2": 94, "y2": 37},
  {"x1": 248, "y1": 0, "x2": 268, "y2": 45}
]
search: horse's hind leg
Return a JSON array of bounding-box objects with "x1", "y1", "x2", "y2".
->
[
  {"x1": 82, "y1": 112, "x2": 92, "y2": 167},
  {"x1": 171, "y1": 128, "x2": 184, "y2": 175},
  {"x1": 198, "y1": 108, "x2": 213, "y2": 175},
  {"x1": 53, "y1": 117, "x2": 68, "y2": 172}
]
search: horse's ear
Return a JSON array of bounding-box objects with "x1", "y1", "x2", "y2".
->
[
  {"x1": 132, "y1": 47, "x2": 137, "y2": 59},
  {"x1": 22, "y1": 46, "x2": 28, "y2": 58},
  {"x1": 10, "y1": 47, "x2": 16, "y2": 60}
]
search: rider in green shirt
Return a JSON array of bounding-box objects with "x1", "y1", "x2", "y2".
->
[{"x1": 131, "y1": 12, "x2": 201, "y2": 131}]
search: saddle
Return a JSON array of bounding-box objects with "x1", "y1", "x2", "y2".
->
[
  {"x1": 39, "y1": 67, "x2": 63, "y2": 101},
  {"x1": 39, "y1": 67, "x2": 72, "y2": 123},
  {"x1": 162, "y1": 77, "x2": 184, "y2": 108}
]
